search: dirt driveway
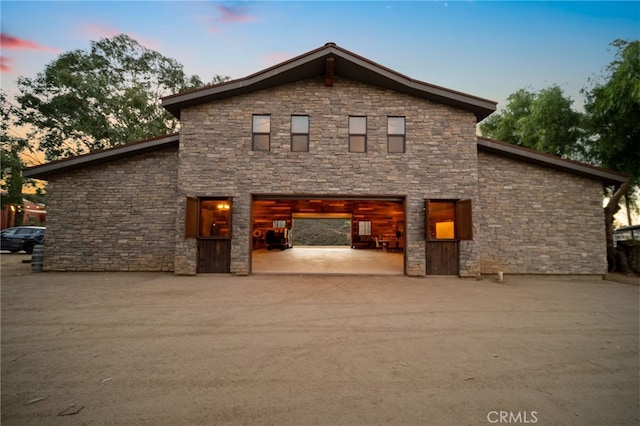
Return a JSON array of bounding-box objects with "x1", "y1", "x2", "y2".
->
[{"x1": 1, "y1": 253, "x2": 638, "y2": 426}]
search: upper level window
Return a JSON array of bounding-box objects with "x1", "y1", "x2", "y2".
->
[
  {"x1": 252, "y1": 115, "x2": 270, "y2": 151},
  {"x1": 349, "y1": 116, "x2": 367, "y2": 153},
  {"x1": 291, "y1": 115, "x2": 309, "y2": 152},
  {"x1": 388, "y1": 116, "x2": 405, "y2": 153}
]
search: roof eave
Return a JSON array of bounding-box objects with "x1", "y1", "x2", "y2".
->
[
  {"x1": 477, "y1": 137, "x2": 628, "y2": 186},
  {"x1": 162, "y1": 43, "x2": 496, "y2": 121},
  {"x1": 22, "y1": 134, "x2": 180, "y2": 180}
]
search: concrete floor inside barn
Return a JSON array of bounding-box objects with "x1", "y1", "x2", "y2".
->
[{"x1": 252, "y1": 246, "x2": 404, "y2": 274}]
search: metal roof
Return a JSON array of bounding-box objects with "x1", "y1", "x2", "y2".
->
[
  {"x1": 477, "y1": 137, "x2": 628, "y2": 186},
  {"x1": 614, "y1": 224, "x2": 640, "y2": 233},
  {"x1": 22, "y1": 133, "x2": 179, "y2": 180},
  {"x1": 162, "y1": 42, "x2": 497, "y2": 122}
]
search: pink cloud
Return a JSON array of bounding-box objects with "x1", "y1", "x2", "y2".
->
[
  {"x1": 0, "y1": 56, "x2": 13, "y2": 73},
  {"x1": 206, "y1": 4, "x2": 258, "y2": 33},
  {"x1": 1, "y1": 33, "x2": 60, "y2": 53},
  {"x1": 215, "y1": 4, "x2": 258, "y2": 23}
]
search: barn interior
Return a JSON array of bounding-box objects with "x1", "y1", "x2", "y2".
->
[{"x1": 251, "y1": 197, "x2": 405, "y2": 274}]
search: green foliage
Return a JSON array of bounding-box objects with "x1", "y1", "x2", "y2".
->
[
  {"x1": 15, "y1": 34, "x2": 230, "y2": 160},
  {"x1": 1, "y1": 91, "x2": 28, "y2": 215},
  {"x1": 482, "y1": 39, "x2": 639, "y2": 184},
  {"x1": 23, "y1": 186, "x2": 47, "y2": 205},
  {"x1": 293, "y1": 219, "x2": 352, "y2": 246},
  {"x1": 480, "y1": 88, "x2": 535, "y2": 146},
  {"x1": 582, "y1": 39, "x2": 640, "y2": 185},
  {"x1": 479, "y1": 86, "x2": 583, "y2": 158},
  {"x1": 1, "y1": 150, "x2": 24, "y2": 207}
]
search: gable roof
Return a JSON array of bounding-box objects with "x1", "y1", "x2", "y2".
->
[
  {"x1": 477, "y1": 137, "x2": 628, "y2": 185},
  {"x1": 22, "y1": 133, "x2": 179, "y2": 180},
  {"x1": 162, "y1": 42, "x2": 497, "y2": 122}
]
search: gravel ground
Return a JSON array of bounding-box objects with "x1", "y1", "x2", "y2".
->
[{"x1": 1, "y1": 253, "x2": 638, "y2": 425}]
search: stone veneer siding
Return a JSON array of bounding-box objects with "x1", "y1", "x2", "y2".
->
[
  {"x1": 175, "y1": 77, "x2": 480, "y2": 276},
  {"x1": 43, "y1": 148, "x2": 178, "y2": 271},
  {"x1": 477, "y1": 151, "x2": 607, "y2": 275}
]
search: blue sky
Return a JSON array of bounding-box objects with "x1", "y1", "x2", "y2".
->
[{"x1": 1, "y1": 1, "x2": 639, "y2": 111}]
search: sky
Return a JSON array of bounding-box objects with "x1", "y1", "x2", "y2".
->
[{"x1": 1, "y1": 0, "x2": 639, "y2": 112}]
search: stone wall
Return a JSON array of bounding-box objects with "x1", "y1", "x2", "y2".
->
[
  {"x1": 477, "y1": 151, "x2": 607, "y2": 275},
  {"x1": 44, "y1": 148, "x2": 178, "y2": 271},
  {"x1": 176, "y1": 77, "x2": 480, "y2": 276}
]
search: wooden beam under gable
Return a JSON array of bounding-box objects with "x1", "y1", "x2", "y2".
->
[{"x1": 325, "y1": 56, "x2": 335, "y2": 87}]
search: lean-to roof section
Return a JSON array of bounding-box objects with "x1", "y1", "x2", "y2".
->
[
  {"x1": 161, "y1": 42, "x2": 497, "y2": 122},
  {"x1": 22, "y1": 133, "x2": 179, "y2": 180},
  {"x1": 477, "y1": 136, "x2": 628, "y2": 186}
]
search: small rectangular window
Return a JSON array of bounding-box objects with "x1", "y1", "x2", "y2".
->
[
  {"x1": 185, "y1": 197, "x2": 233, "y2": 239},
  {"x1": 349, "y1": 116, "x2": 367, "y2": 153},
  {"x1": 273, "y1": 220, "x2": 286, "y2": 228},
  {"x1": 291, "y1": 115, "x2": 309, "y2": 152},
  {"x1": 252, "y1": 115, "x2": 270, "y2": 151},
  {"x1": 425, "y1": 199, "x2": 473, "y2": 240},
  {"x1": 200, "y1": 198, "x2": 232, "y2": 238},
  {"x1": 388, "y1": 116, "x2": 405, "y2": 153},
  {"x1": 358, "y1": 220, "x2": 372, "y2": 236},
  {"x1": 426, "y1": 200, "x2": 456, "y2": 240}
]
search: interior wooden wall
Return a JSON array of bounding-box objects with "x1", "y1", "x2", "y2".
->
[
  {"x1": 200, "y1": 200, "x2": 231, "y2": 237},
  {"x1": 252, "y1": 199, "x2": 404, "y2": 249}
]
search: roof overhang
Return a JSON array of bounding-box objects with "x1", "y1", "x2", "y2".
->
[
  {"x1": 477, "y1": 137, "x2": 628, "y2": 186},
  {"x1": 22, "y1": 133, "x2": 179, "y2": 180},
  {"x1": 162, "y1": 42, "x2": 497, "y2": 122}
]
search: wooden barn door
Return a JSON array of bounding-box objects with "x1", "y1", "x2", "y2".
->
[
  {"x1": 197, "y1": 239, "x2": 231, "y2": 273},
  {"x1": 425, "y1": 199, "x2": 472, "y2": 275},
  {"x1": 426, "y1": 241, "x2": 459, "y2": 275},
  {"x1": 186, "y1": 197, "x2": 233, "y2": 273}
]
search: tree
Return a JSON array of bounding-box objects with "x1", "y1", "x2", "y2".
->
[
  {"x1": 583, "y1": 40, "x2": 639, "y2": 183},
  {"x1": 582, "y1": 39, "x2": 640, "y2": 271},
  {"x1": 479, "y1": 86, "x2": 584, "y2": 158},
  {"x1": 480, "y1": 39, "x2": 639, "y2": 272},
  {"x1": 15, "y1": 34, "x2": 229, "y2": 160},
  {"x1": 1, "y1": 91, "x2": 30, "y2": 225},
  {"x1": 479, "y1": 88, "x2": 535, "y2": 146},
  {"x1": 522, "y1": 86, "x2": 585, "y2": 158}
]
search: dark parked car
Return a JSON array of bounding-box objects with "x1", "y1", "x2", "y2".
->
[{"x1": 1, "y1": 226, "x2": 45, "y2": 254}]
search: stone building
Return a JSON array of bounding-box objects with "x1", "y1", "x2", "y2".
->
[{"x1": 24, "y1": 43, "x2": 627, "y2": 276}]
